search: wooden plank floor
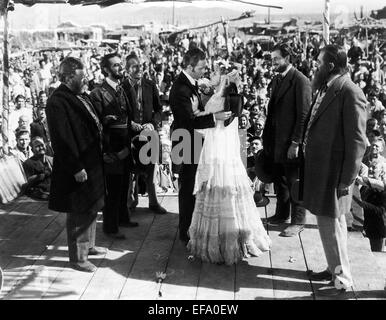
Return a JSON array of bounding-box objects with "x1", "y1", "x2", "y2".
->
[{"x1": 0, "y1": 195, "x2": 385, "y2": 300}]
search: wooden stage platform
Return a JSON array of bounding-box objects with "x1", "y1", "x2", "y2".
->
[{"x1": 0, "y1": 194, "x2": 385, "y2": 300}]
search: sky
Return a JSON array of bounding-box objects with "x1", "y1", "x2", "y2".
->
[{"x1": 6, "y1": 0, "x2": 386, "y2": 29}]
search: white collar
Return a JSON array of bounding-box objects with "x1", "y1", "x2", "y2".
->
[
  {"x1": 182, "y1": 70, "x2": 196, "y2": 86},
  {"x1": 326, "y1": 74, "x2": 341, "y2": 88},
  {"x1": 106, "y1": 77, "x2": 120, "y2": 91},
  {"x1": 281, "y1": 64, "x2": 292, "y2": 78}
]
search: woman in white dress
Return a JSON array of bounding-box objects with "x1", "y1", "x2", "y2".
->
[{"x1": 187, "y1": 64, "x2": 271, "y2": 265}]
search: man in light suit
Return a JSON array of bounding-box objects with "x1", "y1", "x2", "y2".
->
[{"x1": 302, "y1": 45, "x2": 367, "y2": 297}]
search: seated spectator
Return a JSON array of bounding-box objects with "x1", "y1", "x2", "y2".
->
[
  {"x1": 239, "y1": 113, "x2": 249, "y2": 130},
  {"x1": 246, "y1": 136, "x2": 263, "y2": 180},
  {"x1": 22, "y1": 137, "x2": 53, "y2": 201},
  {"x1": 9, "y1": 94, "x2": 33, "y2": 137},
  {"x1": 247, "y1": 113, "x2": 265, "y2": 139},
  {"x1": 354, "y1": 161, "x2": 386, "y2": 252},
  {"x1": 30, "y1": 105, "x2": 53, "y2": 156},
  {"x1": 10, "y1": 129, "x2": 32, "y2": 164},
  {"x1": 367, "y1": 92, "x2": 385, "y2": 121}
]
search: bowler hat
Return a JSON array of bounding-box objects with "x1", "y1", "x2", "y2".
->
[{"x1": 254, "y1": 149, "x2": 274, "y2": 184}]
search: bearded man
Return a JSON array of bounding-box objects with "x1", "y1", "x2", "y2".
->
[
  {"x1": 90, "y1": 53, "x2": 138, "y2": 241},
  {"x1": 302, "y1": 45, "x2": 367, "y2": 296},
  {"x1": 47, "y1": 57, "x2": 105, "y2": 273},
  {"x1": 262, "y1": 43, "x2": 312, "y2": 237}
]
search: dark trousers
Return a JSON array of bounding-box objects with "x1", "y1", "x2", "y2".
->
[
  {"x1": 103, "y1": 173, "x2": 130, "y2": 234},
  {"x1": 273, "y1": 162, "x2": 306, "y2": 225},
  {"x1": 66, "y1": 211, "x2": 97, "y2": 263},
  {"x1": 129, "y1": 164, "x2": 159, "y2": 207},
  {"x1": 369, "y1": 238, "x2": 385, "y2": 252},
  {"x1": 178, "y1": 164, "x2": 197, "y2": 241}
]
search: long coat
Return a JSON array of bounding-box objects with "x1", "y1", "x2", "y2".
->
[
  {"x1": 263, "y1": 67, "x2": 311, "y2": 164},
  {"x1": 303, "y1": 74, "x2": 367, "y2": 218},
  {"x1": 46, "y1": 84, "x2": 105, "y2": 214}
]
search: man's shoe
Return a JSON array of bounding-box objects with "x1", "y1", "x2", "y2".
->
[
  {"x1": 119, "y1": 221, "x2": 139, "y2": 228},
  {"x1": 316, "y1": 285, "x2": 346, "y2": 297},
  {"x1": 129, "y1": 200, "x2": 138, "y2": 211},
  {"x1": 267, "y1": 215, "x2": 289, "y2": 225},
  {"x1": 70, "y1": 261, "x2": 97, "y2": 273},
  {"x1": 149, "y1": 205, "x2": 168, "y2": 215},
  {"x1": 104, "y1": 232, "x2": 126, "y2": 240},
  {"x1": 307, "y1": 269, "x2": 333, "y2": 282},
  {"x1": 88, "y1": 247, "x2": 106, "y2": 256},
  {"x1": 279, "y1": 224, "x2": 304, "y2": 237}
]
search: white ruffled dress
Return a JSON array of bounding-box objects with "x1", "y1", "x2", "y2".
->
[{"x1": 187, "y1": 82, "x2": 271, "y2": 265}]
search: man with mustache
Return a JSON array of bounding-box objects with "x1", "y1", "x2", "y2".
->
[
  {"x1": 302, "y1": 45, "x2": 367, "y2": 296},
  {"x1": 46, "y1": 57, "x2": 105, "y2": 272},
  {"x1": 262, "y1": 43, "x2": 312, "y2": 237},
  {"x1": 122, "y1": 53, "x2": 167, "y2": 215},
  {"x1": 90, "y1": 53, "x2": 138, "y2": 241}
]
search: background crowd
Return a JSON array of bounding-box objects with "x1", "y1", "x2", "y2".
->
[{"x1": 0, "y1": 27, "x2": 386, "y2": 251}]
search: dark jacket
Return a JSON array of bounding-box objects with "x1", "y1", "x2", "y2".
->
[
  {"x1": 359, "y1": 188, "x2": 386, "y2": 239},
  {"x1": 30, "y1": 120, "x2": 53, "y2": 156},
  {"x1": 46, "y1": 84, "x2": 105, "y2": 214},
  {"x1": 169, "y1": 71, "x2": 215, "y2": 166},
  {"x1": 262, "y1": 67, "x2": 312, "y2": 163},
  {"x1": 90, "y1": 80, "x2": 134, "y2": 175},
  {"x1": 121, "y1": 77, "x2": 162, "y2": 127}
]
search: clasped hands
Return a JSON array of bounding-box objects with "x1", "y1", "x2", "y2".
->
[
  {"x1": 131, "y1": 121, "x2": 154, "y2": 132},
  {"x1": 103, "y1": 147, "x2": 130, "y2": 164},
  {"x1": 190, "y1": 96, "x2": 232, "y2": 120}
]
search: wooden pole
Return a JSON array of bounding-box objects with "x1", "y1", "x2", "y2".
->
[
  {"x1": 323, "y1": 0, "x2": 330, "y2": 45},
  {"x1": 1, "y1": 1, "x2": 10, "y2": 154},
  {"x1": 221, "y1": 17, "x2": 229, "y2": 56},
  {"x1": 267, "y1": 7, "x2": 271, "y2": 24}
]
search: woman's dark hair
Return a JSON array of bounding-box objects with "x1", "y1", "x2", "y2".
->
[
  {"x1": 182, "y1": 48, "x2": 206, "y2": 69},
  {"x1": 320, "y1": 44, "x2": 348, "y2": 75}
]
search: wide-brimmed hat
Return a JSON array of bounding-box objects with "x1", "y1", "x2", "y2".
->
[
  {"x1": 253, "y1": 191, "x2": 270, "y2": 207},
  {"x1": 254, "y1": 149, "x2": 274, "y2": 184}
]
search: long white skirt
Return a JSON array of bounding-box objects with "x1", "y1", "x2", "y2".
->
[{"x1": 187, "y1": 116, "x2": 271, "y2": 265}]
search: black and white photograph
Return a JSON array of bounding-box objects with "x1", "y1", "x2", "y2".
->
[{"x1": 0, "y1": 0, "x2": 385, "y2": 307}]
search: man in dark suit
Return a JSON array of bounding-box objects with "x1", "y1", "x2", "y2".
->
[
  {"x1": 90, "y1": 53, "x2": 138, "y2": 241},
  {"x1": 30, "y1": 105, "x2": 53, "y2": 156},
  {"x1": 262, "y1": 43, "x2": 312, "y2": 237},
  {"x1": 122, "y1": 53, "x2": 167, "y2": 215},
  {"x1": 46, "y1": 57, "x2": 105, "y2": 273},
  {"x1": 302, "y1": 45, "x2": 367, "y2": 296},
  {"x1": 169, "y1": 48, "x2": 232, "y2": 244}
]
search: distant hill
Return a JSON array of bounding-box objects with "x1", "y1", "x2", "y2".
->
[{"x1": 9, "y1": 4, "x2": 332, "y2": 30}]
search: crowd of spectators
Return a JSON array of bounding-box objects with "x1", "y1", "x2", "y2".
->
[{"x1": 0, "y1": 27, "x2": 386, "y2": 250}]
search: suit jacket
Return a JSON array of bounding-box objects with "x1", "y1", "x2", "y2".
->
[
  {"x1": 121, "y1": 77, "x2": 162, "y2": 126},
  {"x1": 169, "y1": 72, "x2": 215, "y2": 166},
  {"x1": 46, "y1": 84, "x2": 105, "y2": 214},
  {"x1": 262, "y1": 67, "x2": 312, "y2": 163},
  {"x1": 302, "y1": 74, "x2": 367, "y2": 218},
  {"x1": 30, "y1": 120, "x2": 50, "y2": 142},
  {"x1": 90, "y1": 81, "x2": 134, "y2": 175},
  {"x1": 30, "y1": 120, "x2": 54, "y2": 156}
]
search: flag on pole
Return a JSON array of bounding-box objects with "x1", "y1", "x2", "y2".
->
[{"x1": 323, "y1": 0, "x2": 330, "y2": 45}]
